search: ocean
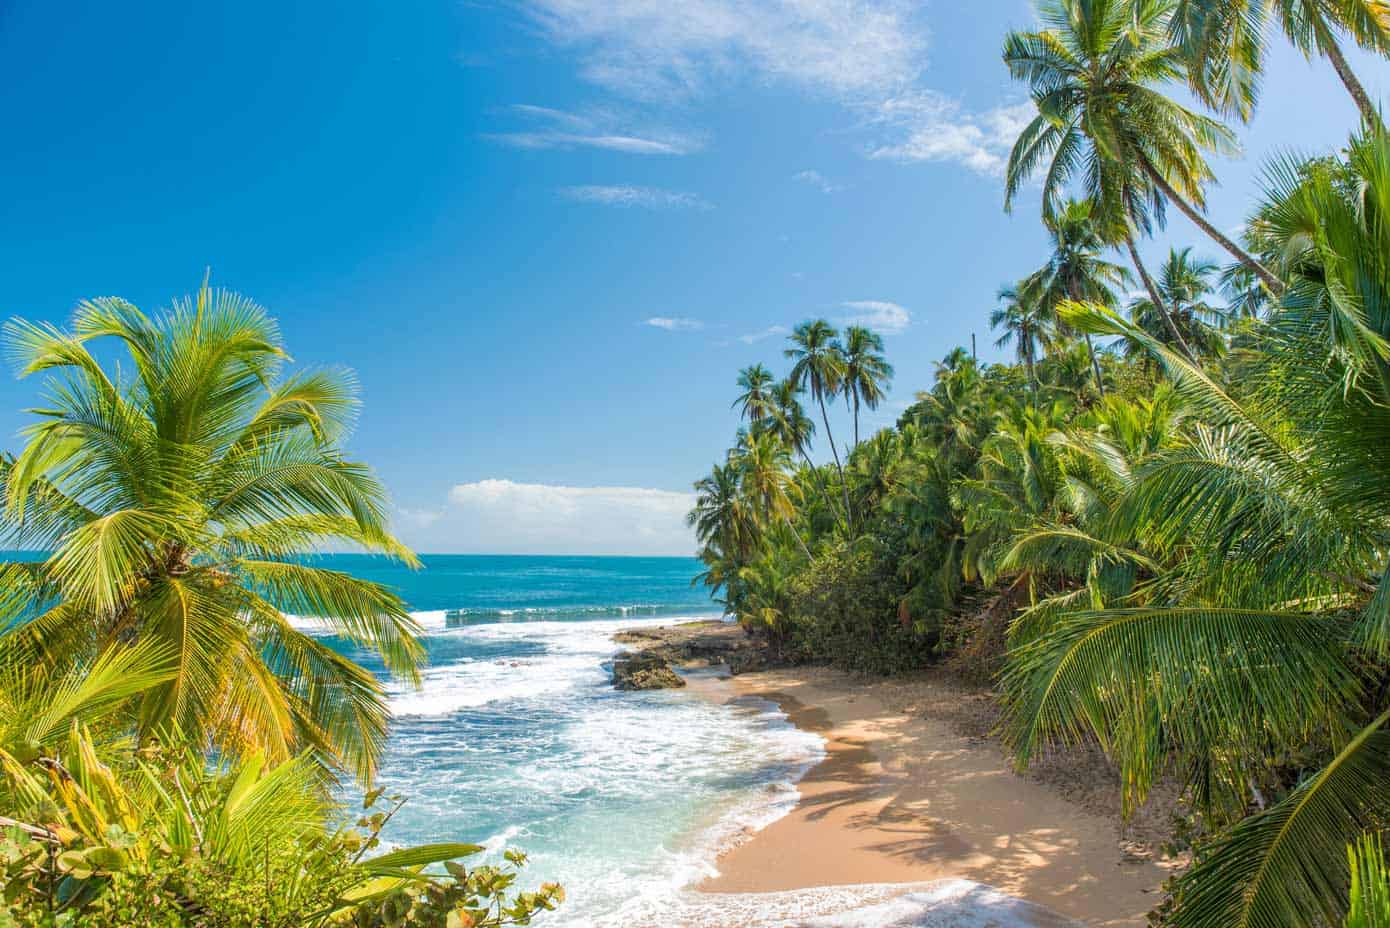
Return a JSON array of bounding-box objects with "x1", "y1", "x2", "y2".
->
[{"x1": 300, "y1": 554, "x2": 825, "y2": 926}]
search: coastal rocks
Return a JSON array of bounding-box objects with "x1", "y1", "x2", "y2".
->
[
  {"x1": 610, "y1": 650, "x2": 686, "y2": 690},
  {"x1": 612, "y1": 620, "x2": 773, "y2": 675}
]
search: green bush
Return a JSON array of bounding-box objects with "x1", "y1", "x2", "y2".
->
[{"x1": 782, "y1": 541, "x2": 932, "y2": 674}]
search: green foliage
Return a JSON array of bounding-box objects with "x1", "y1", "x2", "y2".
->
[{"x1": 1348, "y1": 832, "x2": 1390, "y2": 928}]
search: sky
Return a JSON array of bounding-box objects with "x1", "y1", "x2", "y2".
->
[{"x1": 1, "y1": 1, "x2": 1386, "y2": 555}]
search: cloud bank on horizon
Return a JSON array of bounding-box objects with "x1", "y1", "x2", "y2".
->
[{"x1": 396, "y1": 479, "x2": 696, "y2": 556}]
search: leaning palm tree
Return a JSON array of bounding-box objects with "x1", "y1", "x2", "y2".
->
[
  {"x1": 1003, "y1": 0, "x2": 1282, "y2": 296},
  {"x1": 784, "y1": 320, "x2": 853, "y2": 524},
  {"x1": 1172, "y1": 0, "x2": 1390, "y2": 126},
  {"x1": 841, "y1": 326, "x2": 894, "y2": 446},
  {"x1": 0, "y1": 280, "x2": 423, "y2": 782},
  {"x1": 991, "y1": 281, "x2": 1049, "y2": 390}
]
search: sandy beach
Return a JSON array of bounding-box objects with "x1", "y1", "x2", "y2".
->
[{"x1": 692, "y1": 665, "x2": 1175, "y2": 927}]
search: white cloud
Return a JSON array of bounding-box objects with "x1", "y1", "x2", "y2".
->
[
  {"x1": 560, "y1": 185, "x2": 712, "y2": 209},
  {"x1": 396, "y1": 479, "x2": 695, "y2": 555},
  {"x1": 645, "y1": 316, "x2": 704, "y2": 330},
  {"x1": 509, "y1": 3, "x2": 1029, "y2": 177},
  {"x1": 518, "y1": 0, "x2": 926, "y2": 102},
  {"x1": 487, "y1": 104, "x2": 703, "y2": 155},
  {"x1": 841, "y1": 299, "x2": 911, "y2": 333},
  {"x1": 868, "y1": 94, "x2": 1034, "y2": 177},
  {"x1": 793, "y1": 169, "x2": 843, "y2": 193},
  {"x1": 736, "y1": 324, "x2": 789, "y2": 344}
]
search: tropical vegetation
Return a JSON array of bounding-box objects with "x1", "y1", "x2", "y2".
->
[
  {"x1": 690, "y1": 0, "x2": 1390, "y2": 922},
  {"x1": 0, "y1": 284, "x2": 561, "y2": 926}
]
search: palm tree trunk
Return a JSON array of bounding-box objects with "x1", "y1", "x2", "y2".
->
[
  {"x1": 1318, "y1": 26, "x2": 1384, "y2": 130},
  {"x1": 816, "y1": 392, "x2": 854, "y2": 529},
  {"x1": 795, "y1": 444, "x2": 846, "y2": 528},
  {"x1": 782, "y1": 512, "x2": 814, "y2": 560},
  {"x1": 853, "y1": 394, "x2": 861, "y2": 448},
  {"x1": 1134, "y1": 152, "x2": 1283, "y2": 296},
  {"x1": 1123, "y1": 230, "x2": 1196, "y2": 360},
  {"x1": 1083, "y1": 334, "x2": 1105, "y2": 398},
  {"x1": 1068, "y1": 280, "x2": 1106, "y2": 398}
]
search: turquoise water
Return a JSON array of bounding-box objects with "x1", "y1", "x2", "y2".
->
[{"x1": 298, "y1": 555, "x2": 824, "y2": 927}]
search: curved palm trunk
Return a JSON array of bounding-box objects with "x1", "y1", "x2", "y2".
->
[
  {"x1": 853, "y1": 393, "x2": 861, "y2": 448},
  {"x1": 782, "y1": 511, "x2": 814, "y2": 560},
  {"x1": 1135, "y1": 152, "x2": 1283, "y2": 296},
  {"x1": 1124, "y1": 230, "x2": 1197, "y2": 360},
  {"x1": 1068, "y1": 280, "x2": 1106, "y2": 397},
  {"x1": 815, "y1": 391, "x2": 854, "y2": 530},
  {"x1": 794, "y1": 442, "x2": 847, "y2": 528},
  {"x1": 1318, "y1": 26, "x2": 1384, "y2": 131}
]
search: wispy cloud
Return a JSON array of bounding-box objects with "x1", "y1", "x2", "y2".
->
[
  {"x1": 393, "y1": 479, "x2": 695, "y2": 555},
  {"x1": 868, "y1": 95, "x2": 1034, "y2": 177},
  {"x1": 793, "y1": 169, "x2": 843, "y2": 193},
  {"x1": 486, "y1": 104, "x2": 703, "y2": 155},
  {"x1": 509, "y1": 2, "x2": 1027, "y2": 177},
  {"x1": 517, "y1": 0, "x2": 926, "y2": 102},
  {"x1": 736, "y1": 324, "x2": 789, "y2": 345},
  {"x1": 841, "y1": 299, "x2": 911, "y2": 333},
  {"x1": 560, "y1": 184, "x2": 712, "y2": 209},
  {"x1": 645, "y1": 316, "x2": 704, "y2": 331}
]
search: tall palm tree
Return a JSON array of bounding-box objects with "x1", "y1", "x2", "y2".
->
[
  {"x1": 785, "y1": 320, "x2": 853, "y2": 525},
  {"x1": 1003, "y1": 0, "x2": 1282, "y2": 295},
  {"x1": 1172, "y1": 0, "x2": 1390, "y2": 126},
  {"x1": 991, "y1": 281, "x2": 1049, "y2": 390},
  {"x1": 0, "y1": 281, "x2": 424, "y2": 783},
  {"x1": 732, "y1": 364, "x2": 776, "y2": 427},
  {"x1": 1029, "y1": 199, "x2": 1133, "y2": 394},
  {"x1": 842, "y1": 326, "x2": 894, "y2": 446}
]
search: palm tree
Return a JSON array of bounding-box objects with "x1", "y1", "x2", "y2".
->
[
  {"x1": 0, "y1": 280, "x2": 423, "y2": 782},
  {"x1": 842, "y1": 326, "x2": 894, "y2": 446},
  {"x1": 785, "y1": 320, "x2": 853, "y2": 525},
  {"x1": 768, "y1": 377, "x2": 844, "y2": 527},
  {"x1": 1003, "y1": 0, "x2": 1282, "y2": 296},
  {"x1": 1029, "y1": 199, "x2": 1133, "y2": 394},
  {"x1": 733, "y1": 431, "x2": 812, "y2": 559},
  {"x1": 991, "y1": 281, "x2": 1049, "y2": 390},
  {"x1": 732, "y1": 364, "x2": 776, "y2": 427},
  {"x1": 1126, "y1": 246, "x2": 1228, "y2": 355},
  {"x1": 1019, "y1": 271, "x2": 1390, "y2": 924},
  {"x1": 1172, "y1": 0, "x2": 1390, "y2": 126}
]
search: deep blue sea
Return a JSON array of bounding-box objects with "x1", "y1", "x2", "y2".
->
[{"x1": 294, "y1": 555, "x2": 824, "y2": 927}]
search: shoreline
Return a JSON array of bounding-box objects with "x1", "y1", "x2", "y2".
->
[{"x1": 689, "y1": 665, "x2": 1170, "y2": 927}]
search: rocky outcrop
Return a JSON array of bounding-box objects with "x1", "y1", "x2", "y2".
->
[
  {"x1": 609, "y1": 620, "x2": 780, "y2": 690},
  {"x1": 610, "y1": 650, "x2": 686, "y2": 690}
]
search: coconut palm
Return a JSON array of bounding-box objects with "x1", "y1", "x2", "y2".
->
[
  {"x1": 0, "y1": 280, "x2": 423, "y2": 782},
  {"x1": 1172, "y1": 0, "x2": 1390, "y2": 126},
  {"x1": 733, "y1": 430, "x2": 812, "y2": 559},
  {"x1": 842, "y1": 326, "x2": 894, "y2": 447},
  {"x1": 768, "y1": 377, "x2": 844, "y2": 528},
  {"x1": 1003, "y1": 0, "x2": 1282, "y2": 296},
  {"x1": 991, "y1": 281, "x2": 1050, "y2": 390},
  {"x1": 732, "y1": 364, "x2": 777, "y2": 428},
  {"x1": 1012, "y1": 285, "x2": 1390, "y2": 925},
  {"x1": 1126, "y1": 246, "x2": 1228, "y2": 356},
  {"x1": 785, "y1": 320, "x2": 853, "y2": 524},
  {"x1": 1028, "y1": 199, "x2": 1133, "y2": 394}
]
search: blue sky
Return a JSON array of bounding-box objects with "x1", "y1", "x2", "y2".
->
[{"x1": 1, "y1": 1, "x2": 1385, "y2": 554}]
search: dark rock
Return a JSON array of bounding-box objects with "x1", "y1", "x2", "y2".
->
[{"x1": 611, "y1": 650, "x2": 686, "y2": 690}]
